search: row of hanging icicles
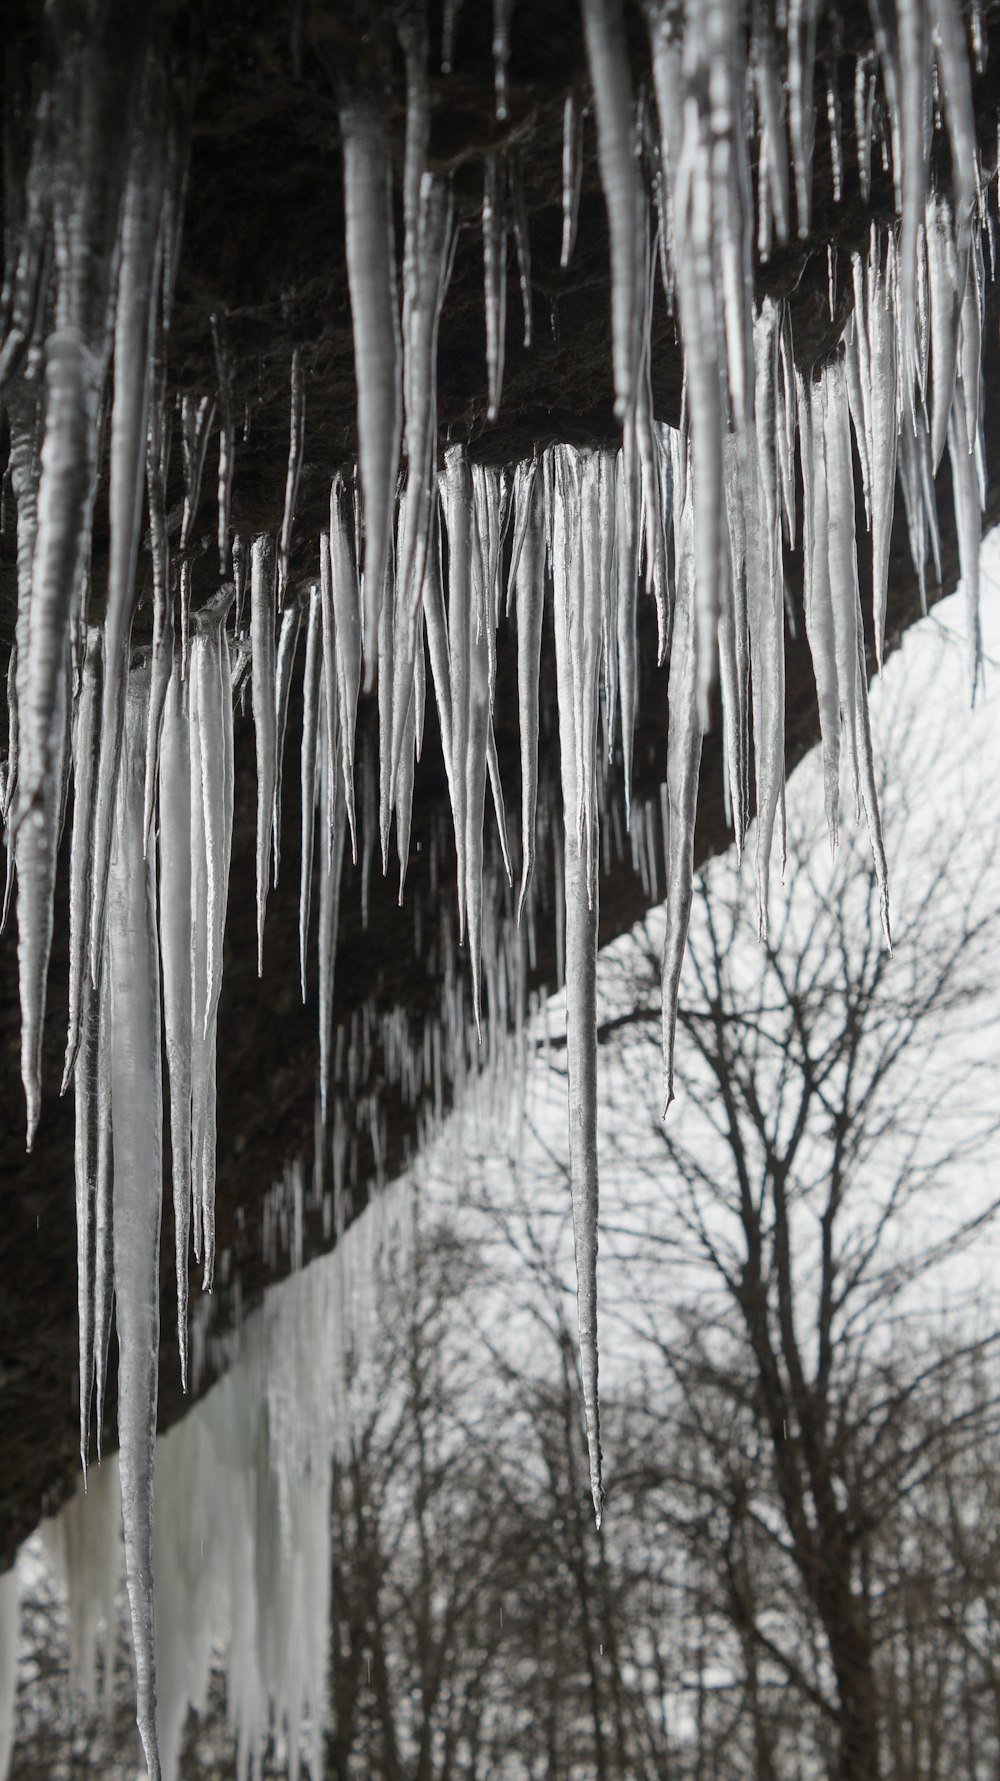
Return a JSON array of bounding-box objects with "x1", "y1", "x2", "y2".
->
[{"x1": 0, "y1": 0, "x2": 996, "y2": 1772}]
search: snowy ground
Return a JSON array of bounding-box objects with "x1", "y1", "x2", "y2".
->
[{"x1": 3, "y1": 536, "x2": 1000, "y2": 1777}]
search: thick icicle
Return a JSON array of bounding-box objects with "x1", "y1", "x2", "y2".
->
[
  {"x1": 16, "y1": 643, "x2": 67, "y2": 1148},
  {"x1": 787, "y1": 0, "x2": 818, "y2": 237},
  {"x1": 188, "y1": 592, "x2": 235, "y2": 1292},
  {"x1": 931, "y1": 0, "x2": 978, "y2": 236},
  {"x1": 926, "y1": 191, "x2": 961, "y2": 471},
  {"x1": 107, "y1": 662, "x2": 162, "y2": 1781},
  {"x1": 251, "y1": 535, "x2": 278, "y2": 975},
  {"x1": 340, "y1": 92, "x2": 402, "y2": 689},
  {"x1": 548, "y1": 443, "x2": 604, "y2": 1525},
  {"x1": 17, "y1": 329, "x2": 97, "y2": 825},
  {"x1": 580, "y1": 0, "x2": 642, "y2": 422},
  {"x1": 89, "y1": 92, "x2": 167, "y2": 990}
]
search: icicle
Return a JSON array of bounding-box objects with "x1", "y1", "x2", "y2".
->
[
  {"x1": 251, "y1": 534, "x2": 278, "y2": 975},
  {"x1": 493, "y1": 0, "x2": 515, "y2": 118},
  {"x1": 826, "y1": 71, "x2": 843, "y2": 203},
  {"x1": 210, "y1": 312, "x2": 235, "y2": 575},
  {"x1": 854, "y1": 53, "x2": 875, "y2": 204},
  {"x1": 188, "y1": 590, "x2": 235, "y2": 1292},
  {"x1": 897, "y1": 0, "x2": 932, "y2": 387},
  {"x1": 317, "y1": 694, "x2": 347, "y2": 1129},
  {"x1": 272, "y1": 594, "x2": 305, "y2": 887},
  {"x1": 157, "y1": 655, "x2": 193, "y2": 1390},
  {"x1": 92, "y1": 957, "x2": 114, "y2": 1461},
  {"x1": 926, "y1": 191, "x2": 961, "y2": 470},
  {"x1": 143, "y1": 351, "x2": 173, "y2": 850},
  {"x1": 957, "y1": 229, "x2": 983, "y2": 456},
  {"x1": 277, "y1": 348, "x2": 305, "y2": 605},
  {"x1": 615, "y1": 452, "x2": 638, "y2": 826},
  {"x1": 487, "y1": 720, "x2": 513, "y2": 885},
  {"x1": 483, "y1": 153, "x2": 508, "y2": 423},
  {"x1": 463, "y1": 479, "x2": 492, "y2": 1038},
  {"x1": 88, "y1": 86, "x2": 167, "y2": 989},
  {"x1": 513, "y1": 460, "x2": 544, "y2": 920},
  {"x1": 422, "y1": 519, "x2": 457, "y2": 827},
  {"x1": 393, "y1": 177, "x2": 454, "y2": 815},
  {"x1": 510, "y1": 156, "x2": 533, "y2": 348},
  {"x1": 73, "y1": 968, "x2": 100, "y2": 1478},
  {"x1": 868, "y1": 230, "x2": 899, "y2": 668},
  {"x1": 440, "y1": 448, "x2": 472, "y2": 939},
  {"x1": 396, "y1": 673, "x2": 417, "y2": 902},
  {"x1": 441, "y1": 0, "x2": 463, "y2": 71},
  {"x1": 753, "y1": 6, "x2": 790, "y2": 251},
  {"x1": 178, "y1": 393, "x2": 215, "y2": 563},
  {"x1": 787, "y1": 0, "x2": 818, "y2": 236},
  {"x1": 931, "y1": 0, "x2": 978, "y2": 236},
  {"x1": 799, "y1": 369, "x2": 843, "y2": 852},
  {"x1": 548, "y1": 442, "x2": 604, "y2": 1526},
  {"x1": 328, "y1": 479, "x2": 361, "y2": 860},
  {"x1": 18, "y1": 333, "x2": 98, "y2": 1131},
  {"x1": 340, "y1": 92, "x2": 402, "y2": 689},
  {"x1": 948, "y1": 402, "x2": 983, "y2": 697},
  {"x1": 660, "y1": 472, "x2": 703, "y2": 1110},
  {"x1": 62, "y1": 628, "x2": 103, "y2": 1092},
  {"x1": 377, "y1": 536, "x2": 396, "y2": 876},
  {"x1": 232, "y1": 532, "x2": 248, "y2": 632},
  {"x1": 107, "y1": 661, "x2": 162, "y2": 1781},
  {"x1": 580, "y1": 0, "x2": 642, "y2": 422},
  {"x1": 299, "y1": 586, "x2": 323, "y2": 1002},
  {"x1": 747, "y1": 301, "x2": 786, "y2": 939},
  {"x1": 560, "y1": 91, "x2": 585, "y2": 270},
  {"x1": 16, "y1": 635, "x2": 68, "y2": 1148},
  {"x1": 720, "y1": 433, "x2": 750, "y2": 854}
]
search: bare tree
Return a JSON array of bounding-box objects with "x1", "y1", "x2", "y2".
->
[{"x1": 589, "y1": 676, "x2": 1000, "y2": 1780}]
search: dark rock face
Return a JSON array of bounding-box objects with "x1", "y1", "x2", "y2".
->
[{"x1": 1, "y1": 0, "x2": 1000, "y2": 1569}]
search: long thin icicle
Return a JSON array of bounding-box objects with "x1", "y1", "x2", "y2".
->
[
  {"x1": 158, "y1": 654, "x2": 193, "y2": 1389},
  {"x1": 299, "y1": 585, "x2": 323, "y2": 1002},
  {"x1": 107, "y1": 661, "x2": 162, "y2": 1781},
  {"x1": 548, "y1": 443, "x2": 604, "y2": 1525},
  {"x1": 251, "y1": 534, "x2": 278, "y2": 974},
  {"x1": 660, "y1": 468, "x2": 703, "y2": 1110}
]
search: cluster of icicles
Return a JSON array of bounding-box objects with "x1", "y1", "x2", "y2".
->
[{"x1": 0, "y1": 0, "x2": 996, "y2": 1772}]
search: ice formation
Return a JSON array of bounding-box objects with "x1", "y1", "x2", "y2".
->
[{"x1": 0, "y1": 1, "x2": 996, "y2": 1771}]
